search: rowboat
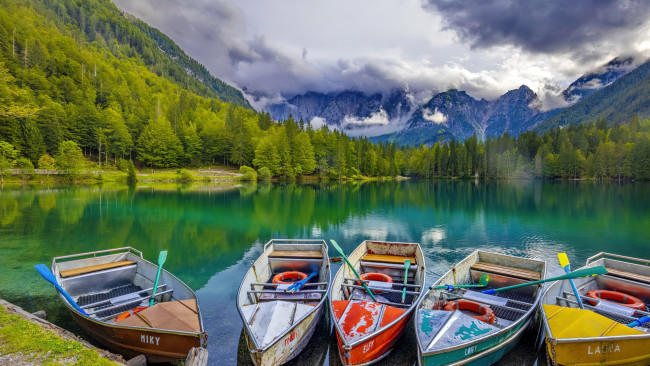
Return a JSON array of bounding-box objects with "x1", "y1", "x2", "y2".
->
[
  {"x1": 542, "y1": 252, "x2": 650, "y2": 365},
  {"x1": 416, "y1": 250, "x2": 546, "y2": 365},
  {"x1": 45, "y1": 247, "x2": 206, "y2": 363},
  {"x1": 236, "y1": 239, "x2": 331, "y2": 366},
  {"x1": 330, "y1": 240, "x2": 426, "y2": 365}
]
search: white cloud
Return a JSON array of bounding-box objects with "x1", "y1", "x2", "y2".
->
[
  {"x1": 310, "y1": 117, "x2": 327, "y2": 129},
  {"x1": 422, "y1": 108, "x2": 447, "y2": 124},
  {"x1": 342, "y1": 109, "x2": 390, "y2": 127}
]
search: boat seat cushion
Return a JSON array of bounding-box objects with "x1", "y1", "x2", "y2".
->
[
  {"x1": 605, "y1": 267, "x2": 650, "y2": 284},
  {"x1": 470, "y1": 262, "x2": 540, "y2": 281},
  {"x1": 60, "y1": 261, "x2": 136, "y2": 278},
  {"x1": 361, "y1": 253, "x2": 416, "y2": 265},
  {"x1": 268, "y1": 250, "x2": 323, "y2": 259}
]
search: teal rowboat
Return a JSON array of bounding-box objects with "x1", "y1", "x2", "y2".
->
[{"x1": 416, "y1": 250, "x2": 546, "y2": 365}]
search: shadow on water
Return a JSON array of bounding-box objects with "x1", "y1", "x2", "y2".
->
[{"x1": 1, "y1": 180, "x2": 650, "y2": 365}]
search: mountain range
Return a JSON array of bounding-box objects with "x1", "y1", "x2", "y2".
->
[{"x1": 262, "y1": 56, "x2": 648, "y2": 145}]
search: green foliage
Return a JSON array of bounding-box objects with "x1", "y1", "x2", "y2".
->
[
  {"x1": 126, "y1": 160, "x2": 137, "y2": 183},
  {"x1": 38, "y1": 153, "x2": 56, "y2": 170},
  {"x1": 176, "y1": 168, "x2": 192, "y2": 182},
  {"x1": 137, "y1": 117, "x2": 184, "y2": 167},
  {"x1": 239, "y1": 165, "x2": 257, "y2": 181},
  {"x1": 257, "y1": 166, "x2": 271, "y2": 182},
  {"x1": 56, "y1": 140, "x2": 85, "y2": 177}
]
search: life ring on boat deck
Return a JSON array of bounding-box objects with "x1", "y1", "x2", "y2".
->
[
  {"x1": 272, "y1": 271, "x2": 308, "y2": 284},
  {"x1": 115, "y1": 306, "x2": 148, "y2": 322},
  {"x1": 585, "y1": 290, "x2": 646, "y2": 311},
  {"x1": 444, "y1": 299, "x2": 496, "y2": 324},
  {"x1": 357, "y1": 273, "x2": 394, "y2": 293}
]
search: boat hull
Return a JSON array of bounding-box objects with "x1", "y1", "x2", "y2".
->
[
  {"x1": 418, "y1": 318, "x2": 529, "y2": 366},
  {"x1": 335, "y1": 313, "x2": 411, "y2": 366},
  {"x1": 244, "y1": 305, "x2": 323, "y2": 366},
  {"x1": 68, "y1": 304, "x2": 203, "y2": 363},
  {"x1": 546, "y1": 335, "x2": 650, "y2": 366}
]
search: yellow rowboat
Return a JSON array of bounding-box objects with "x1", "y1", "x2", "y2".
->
[{"x1": 541, "y1": 253, "x2": 650, "y2": 366}]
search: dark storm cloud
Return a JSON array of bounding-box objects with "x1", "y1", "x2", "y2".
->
[{"x1": 422, "y1": 0, "x2": 650, "y2": 54}]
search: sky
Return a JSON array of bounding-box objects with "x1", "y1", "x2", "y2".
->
[{"x1": 111, "y1": 0, "x2": 650, "y2": 110}]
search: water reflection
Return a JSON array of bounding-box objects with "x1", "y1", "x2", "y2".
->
[{"x1": 0, "y1": 180, "x2": 649, "y2": 365}]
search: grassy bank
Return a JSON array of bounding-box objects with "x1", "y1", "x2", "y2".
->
[{"x1": 0, "y1": 304, "x2": 119, "y2": 365}]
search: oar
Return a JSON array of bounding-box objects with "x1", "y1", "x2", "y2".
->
[
  {"x1": 482, "y1": 266, "x2": 608, "y2": 295},
  {"x1": 330, "y1": 240, "x2": 377, "y2": 302},
  {"x1": 433, "y1": 274, "x2": 489, "y2": 290},
  {"x1": 401, "y1": 260, "x2": 411, "y2": 303},
  {"x1": 558, "y1": 253, "x2": 584, "y2": 309},
  {"x1": 627, "y1": 316, "x2": 650, "y2": 328},
  {"x1": 287, "y1": 272, "x2": 318, "y2": 293},
  {"x1": 149, "y1": 250, "x2": 168, "y2": 307},
  {"x1": 34, "y1": 264, "x2": 88, "y2": 315}
]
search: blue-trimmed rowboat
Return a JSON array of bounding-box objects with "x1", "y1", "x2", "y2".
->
[{"x1": 415, "y1": 250, "x2": 546, "y2": 365}]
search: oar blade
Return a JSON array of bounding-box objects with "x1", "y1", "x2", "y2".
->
[
  {"x1": 158, "y1": 250, "x2": 168, "y2": 265},
  {"x1": 478, "y1": 274, "x2": 489, "y2": 286},
  {"x1": 35, "y1": 264, "x2": 57, "y2": 285},
  {"x1": 330, "y1": 239, "x2": 377, "y2": 302},
  {"x1": 558, "y1": 253, "x2": 570, "y2": 270}
]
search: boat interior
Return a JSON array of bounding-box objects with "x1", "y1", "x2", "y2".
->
[
  {"x1": 420, "y1": 251, "x2": 545, "y2": 331},
  {"x1": 239, "y1": 240, "x2": 330, "y2": 348},
  {"x1": 54, "y1": 247, "x2": 200, "y2": 331},
  {"x1": 549, "y1": 253, "x2": 650, "y2": 331}
]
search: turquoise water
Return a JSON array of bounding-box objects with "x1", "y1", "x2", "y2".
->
[{"x1": 1, "y1": 180, "x2": 649, "y2": 365}]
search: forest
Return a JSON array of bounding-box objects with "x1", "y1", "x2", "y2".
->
[{"x1": 0, "y1": 0, "x2": 650, "y2": 181}]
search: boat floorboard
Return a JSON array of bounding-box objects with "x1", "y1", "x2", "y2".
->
[{"x1": 77, "y1": 284, "x2": 147, "y2": 318}]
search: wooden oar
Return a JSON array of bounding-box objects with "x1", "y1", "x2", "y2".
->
[
  {"x1": 287, "y1": 272, "x2": 318, "y2": 293},
  {"x1": 482, "y1": 266, "x2": 608, "y2": 295},
  {"x1": 558, "y1": 253, "x2": 584, "y2": 309},
  {"x1": 149, "y1": 250, "x2": 168, "y2": 307},
  {"x1": 433, "y1": 274, "x2": 489, "y2": 290},
  {"x1": 330, "y1": 239, "x2": 377, "y2": 302},
  {"x1": 401, "y1": 260, "x2": 411, "y2": 303},
  {"x1": 34, "y1": 264, "x2": 88, "y2": 315}
]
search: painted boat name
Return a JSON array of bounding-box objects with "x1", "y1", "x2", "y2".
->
[
  {"x1": 141, "y1": 334, "x2": 160, "y2": 345},
  {"x1": 284, "y1": 331, "x2": 297, "y2": 346},
  {"x1": 363, "y1": 340, "x2": 374, "y2": 353},
  {"x1": 587, "y1": 344, "x2": 620, "y2": 355}
]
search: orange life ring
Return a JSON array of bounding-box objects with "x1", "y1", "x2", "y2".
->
[
  {"x1": 272, "y1": 271, "x2": 308, "y2": 284},
  {"x1": 444, "y1": 299, "x2": 496, "y2": 324},
  {"x1": 585, "y1": 290, "x2": 646, "y2": 311},
  {"x1": 357, "y1": 273, "x2": 394, "y2": 293},
  {"x1": 115, "y1": 306, "x2": 148, "y2": 322}
]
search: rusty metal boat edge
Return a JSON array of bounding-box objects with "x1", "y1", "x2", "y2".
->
[
  {"x1": 236, "y1": 239, "x2": 332, "y2": 366},
  {"x1": 51, "y1": 247, "x2": 207, "y2": 363}
]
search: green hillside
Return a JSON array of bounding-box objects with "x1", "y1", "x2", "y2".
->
[{"x1": 536, "y1": 60, "x2": 650, "y2": 132}]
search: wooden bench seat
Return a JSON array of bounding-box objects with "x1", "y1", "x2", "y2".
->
[
  {"x1": 470, "y1": 262, "x2": 540, "y2": 282},
  {"x1": 60, "y1": 261, "x2": 136, "y2": 278},
  {"x1": 361, "y1": 253, "x2": 416, "y2": 265},
  {"x1": 606, "y1": 267, "x2": 650, "y2": 285},
  {"x1": 268, "y1": 250, "x2": 323, "y2": 259}
]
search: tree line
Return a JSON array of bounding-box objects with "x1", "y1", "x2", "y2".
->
[{"x1": 1, "y1": 0, "x2": 650, "y2": 181}]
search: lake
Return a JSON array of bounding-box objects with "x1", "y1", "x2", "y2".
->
[{"x1": 1, "y1": 180, "x2": 649, "y2": 365}]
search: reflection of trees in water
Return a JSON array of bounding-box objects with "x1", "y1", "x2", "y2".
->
[{"x1": 2, "y1": 181, "x2": 650, "y2": 289}]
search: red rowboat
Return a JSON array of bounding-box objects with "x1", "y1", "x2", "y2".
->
[{"x1": 330, "y1": 240, "x2": 425, "y2": 365}]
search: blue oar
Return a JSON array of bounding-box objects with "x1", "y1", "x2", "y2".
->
[
  {"x1": 558, "y1": 253, "x2": 584, "y2": 309},
  {"x1": 287, "y1": 272, "x2": 318, "y2": 293},
  {"x1": 34, "y1": 264, "x2": 87, "y2": 315},
  {"x1": 149, "y1": 250, "x2": 167, "y2": 307},
  {"x1": 627, "y1": 316, "x2": 650, "y2": 328}
]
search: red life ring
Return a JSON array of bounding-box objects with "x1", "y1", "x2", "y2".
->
[
  {"x1": 585, "y1": 290, "x2": 646, "y2": 311},
  {"x1": 444, "y1": 299, "x2": 496, "y2": 324},
  {"x1": 115, "y1": 306, "x2": 148, "y2": 322},
  {"x1": 272, "y1": 271, "x2": 308, "y2": 284},
  {"x1": 357, "y1": 273, "x2": 394, "y2": 293}
]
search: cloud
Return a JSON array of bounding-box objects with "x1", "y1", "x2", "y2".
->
[
  {"x1": 422, "y1": 0, "x2": 650, "y2": 55},
  {"x1": 342, "y1": 109, "x2": 390, "y2": 127},
  {"x1": 422, "y1": 108, "x2": 447, "y2": 124},
  {"x1": 309, "y1": 117, "x2": 327, "y2": 129}
]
